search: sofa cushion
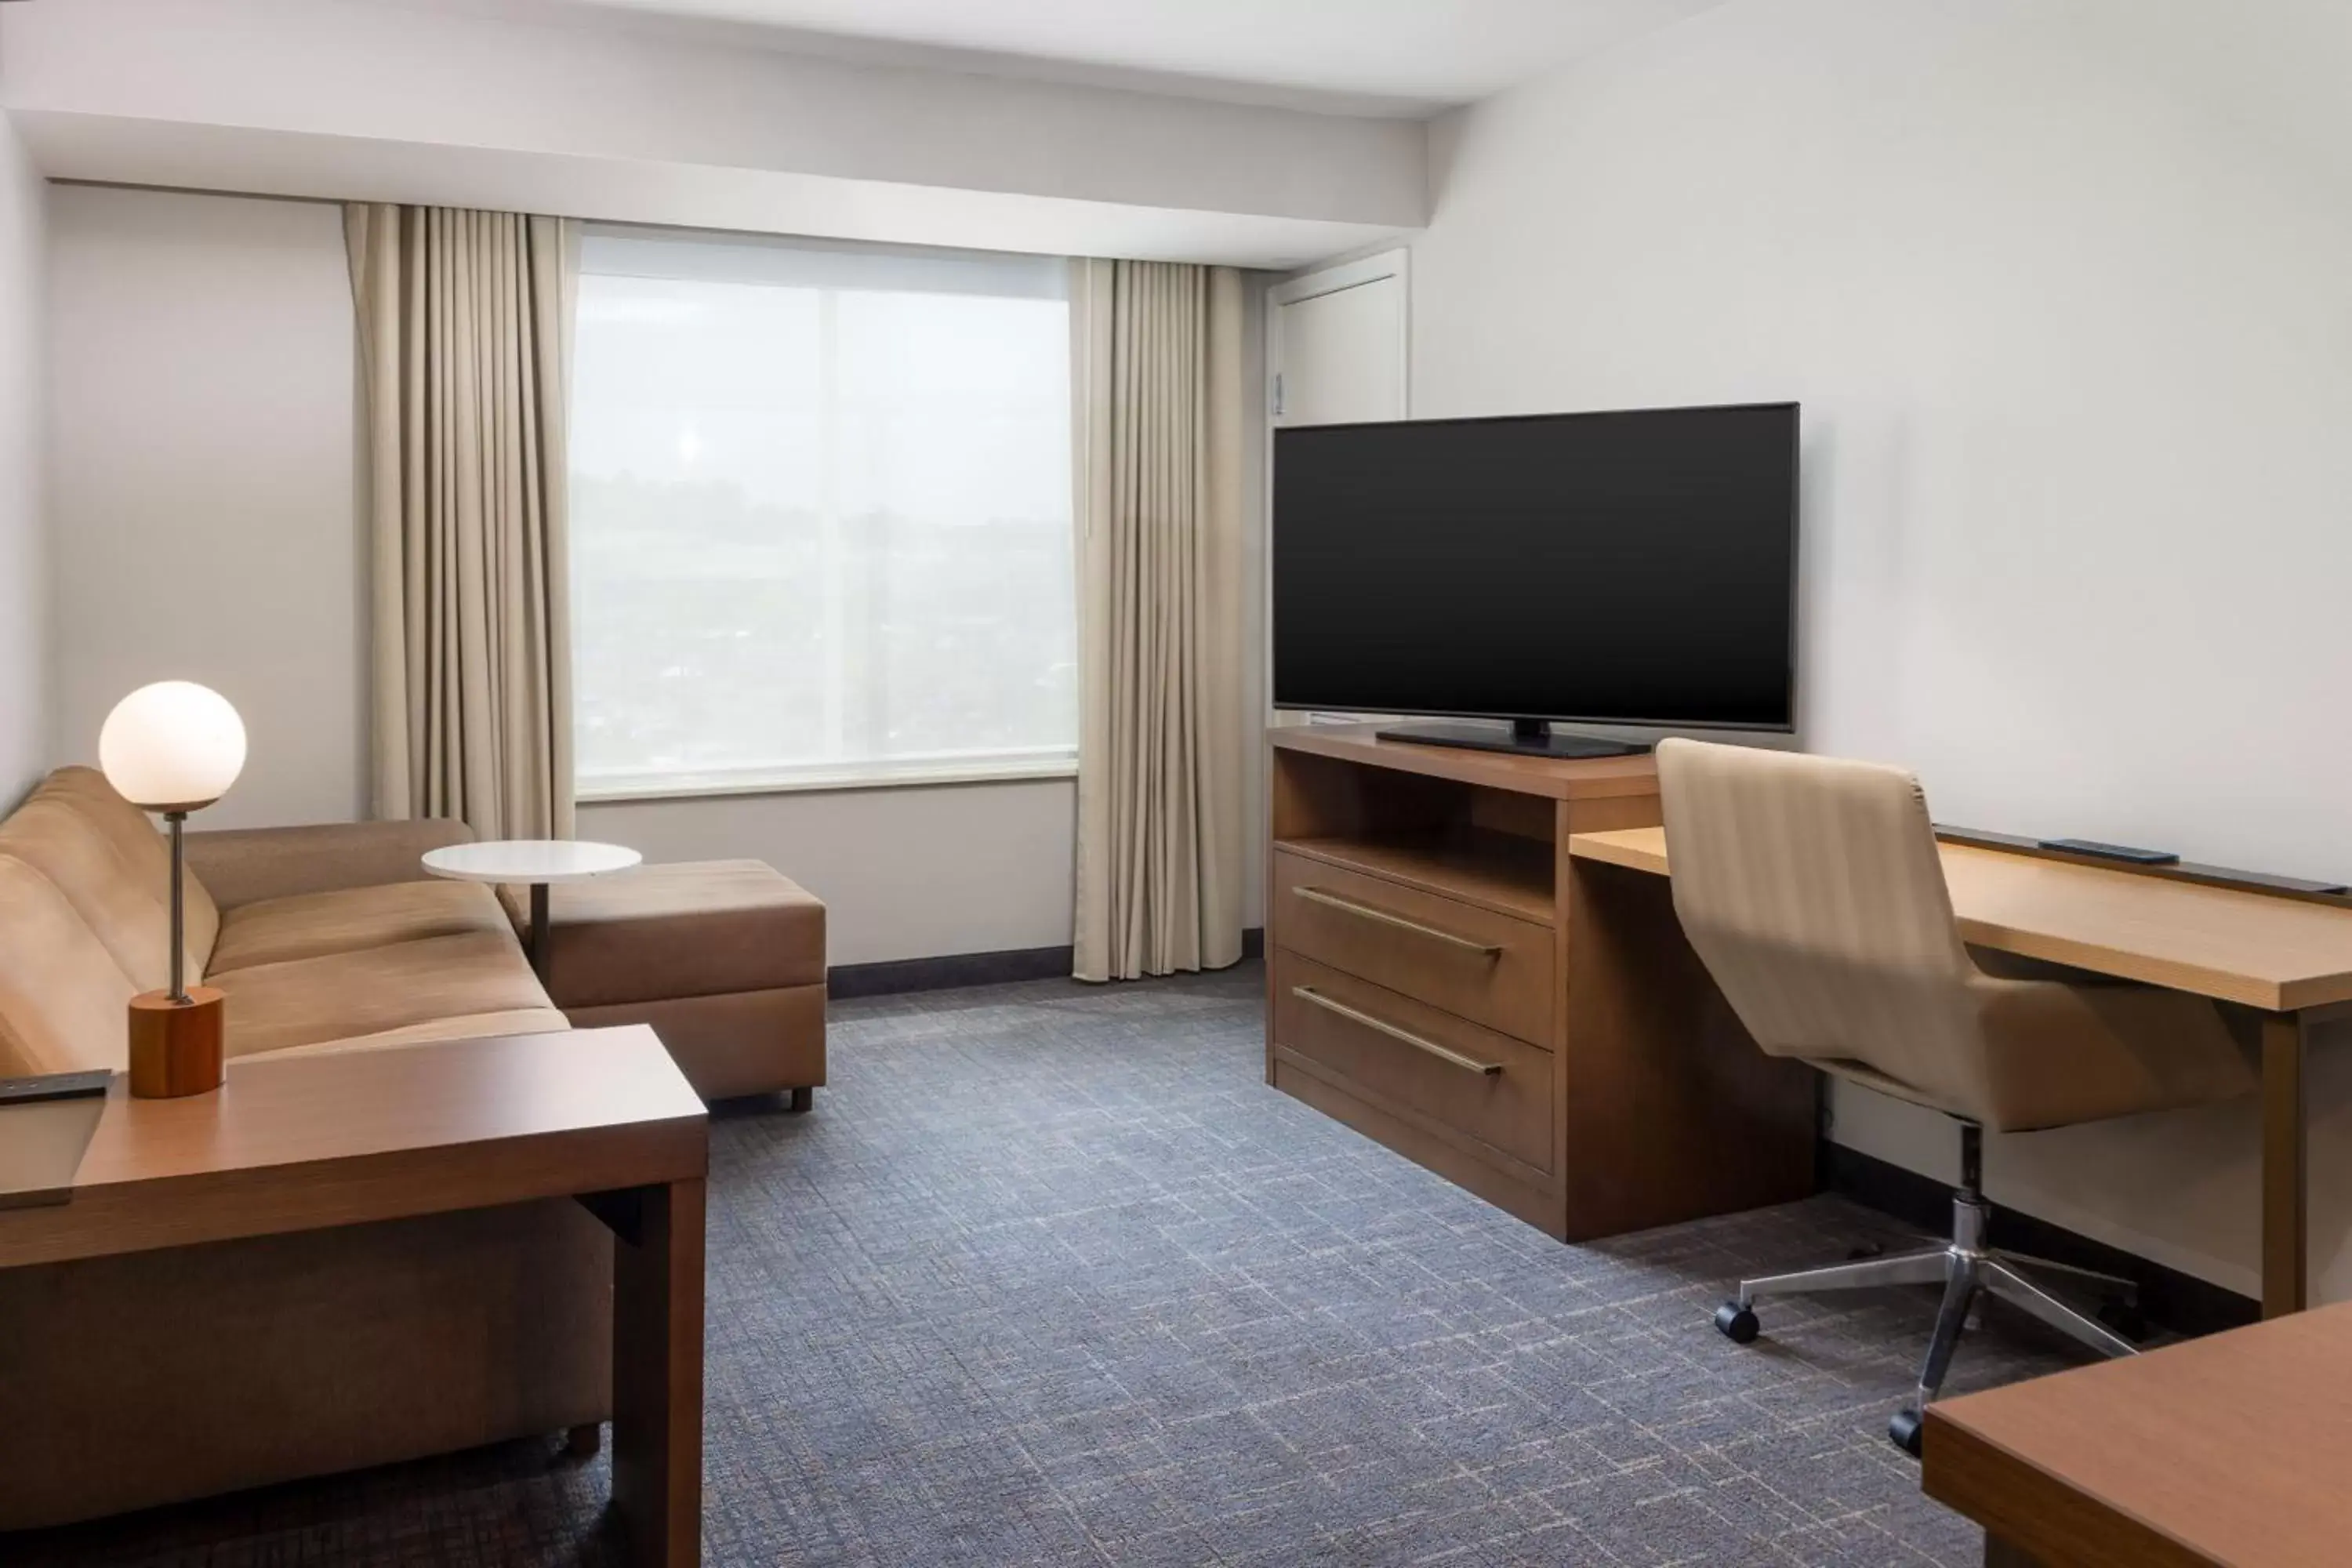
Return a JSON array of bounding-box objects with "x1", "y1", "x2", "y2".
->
[
  {"x1": 209, "y1": 931, "x2": 555, "y2": 1060},
  {"x1": 0, "y1": 855, "x2": 137, "y2": 1076},
  {"x1": 185, "y1": 819, "x2": 476, "y2": 913},
  {"x1": 207, "y1": 881, "x2": 517, "y2": 977},
  {"x1": 0, "y1": 797, "x2": 192, "y2": 993},
  {"x1": 515, "y1": 859, "x2": 826, "y2": 1010},
  {"x1": 37, "y1": 767, "x2": 220, "y2": 974}
]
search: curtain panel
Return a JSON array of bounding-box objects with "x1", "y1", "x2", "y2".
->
[
  {"x1": 345, "y1": 203, "x2": 579, "y2": 840},
  {"x1": 1071, "y1": 259, "x2": 1248, "y2": 982}
]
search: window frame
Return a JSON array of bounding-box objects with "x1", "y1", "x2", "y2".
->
[{"x1": 575, "y1": 753, "x2": 1078, "y2": 805}]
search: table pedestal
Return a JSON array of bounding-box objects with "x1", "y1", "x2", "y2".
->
[{"x1": 529, "y1": 881, "x2": 550, "y2": 978}]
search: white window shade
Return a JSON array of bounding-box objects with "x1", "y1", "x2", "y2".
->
[{"x1": 570, "y1": 230, "x2": 1076, "y2": 797}]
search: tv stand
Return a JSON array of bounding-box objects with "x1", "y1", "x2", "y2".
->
[
  {"x1": 1265, "y1": 723, "x2": 1814, "y2": 1240},
  {"x1": 1377, "y1": 718, "x2": 1651, "y2": 760}
]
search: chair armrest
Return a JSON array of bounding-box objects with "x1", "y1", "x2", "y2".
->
[{"x1": 183, "y1": 820, "x2": 477, "y2": 910}]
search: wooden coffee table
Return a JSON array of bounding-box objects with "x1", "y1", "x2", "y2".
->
[
  {"x1": 0, "y1": 1025, "x2": 708, "y2": 1566},
  {"x1": 1924, "y1": 1299, "x2": 2352, "y2": 1566}
]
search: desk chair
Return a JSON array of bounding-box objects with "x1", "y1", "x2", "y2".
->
[{"x1": 1656, "y1": 739, "x2": 2257, "y2": 1454}]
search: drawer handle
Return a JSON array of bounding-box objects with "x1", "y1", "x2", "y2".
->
[
  {"x1": 1292, "y1": 886, "x2": 1503, "y2": 957},
  {"x1": 1291, "y1": 986, "x2": 1504, "y2": 1076}
]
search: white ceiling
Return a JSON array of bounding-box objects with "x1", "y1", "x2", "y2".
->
[{"x1": 392, "y1": 0, "x2": 1731, "y2": 116}]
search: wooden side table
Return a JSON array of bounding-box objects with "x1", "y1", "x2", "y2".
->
[{"x1": 0, "y1": 1025, "x2": 709, "y2": 1566}]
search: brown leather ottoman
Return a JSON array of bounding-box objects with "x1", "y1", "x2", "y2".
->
[{"x1": 515, "y1": 858, "x2": 826, "y2": 1105}]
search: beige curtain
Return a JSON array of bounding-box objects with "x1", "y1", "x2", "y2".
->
[
  {"x1": 345, "y1": 203, "x2": 578, "y2": 840},
  {"x1": 1071, "y1": 260, "x2": 1247, "y2": 982}
]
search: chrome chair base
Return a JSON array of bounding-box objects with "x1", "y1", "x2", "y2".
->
[{"x1": 1716, "y1": 1183, "x2": 2142, "y2": 1456}]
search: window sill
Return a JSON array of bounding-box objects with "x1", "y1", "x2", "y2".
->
[{"x1": 577, "y1": 758, "x2": 1078, "y2": 804}]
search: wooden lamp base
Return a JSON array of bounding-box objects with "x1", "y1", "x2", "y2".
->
[{"x1": 128, "y1": 988, "x2": 226, "y2": 1098}]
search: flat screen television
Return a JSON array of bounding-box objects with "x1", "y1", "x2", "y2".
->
[{"x1": 1271, "y1": 401, "x2": 1798, "y2": 757}]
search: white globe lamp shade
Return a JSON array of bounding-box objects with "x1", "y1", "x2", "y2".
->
[{"x1": 99, "y1": 681, "x2": 247, "y2": 811}]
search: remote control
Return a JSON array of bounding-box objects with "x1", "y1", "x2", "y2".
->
[
  {"x1": 2038, "y1": 838, "x2": 2180, "y2": 866},
  {"x1": 0, "y1": 1069, "x2": 113, "y2": 1105}
]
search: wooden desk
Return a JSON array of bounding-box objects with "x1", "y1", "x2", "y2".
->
[
  {"x1": 0, "y1": 1025, "x2": 709, "y2": 1566},
  {"x1": 1922, "y1": 1301, "x2": 2352, "y2": 1566},
  {"x1": 1568, "y1": 826, "x2": 2352, "y2": 1317}
]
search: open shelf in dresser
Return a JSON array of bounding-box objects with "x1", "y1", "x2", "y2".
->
[{"x1": 1275, "y1": 829, "x2": 1556, "y2": 927}]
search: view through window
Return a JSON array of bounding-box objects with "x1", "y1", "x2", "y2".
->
[{"x1": 570, "y1": 230, "x2": 1076, "y2": 794}]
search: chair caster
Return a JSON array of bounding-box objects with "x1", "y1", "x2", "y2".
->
[
  {"x1": 785, "y1": 1086, "x2": 814, "y2": 1114},
  {"x1": 1889, "y1": 1406, "x2": 1924, "y2": 1457},
  {"x1": 1715, "y1": 1301, "x2": 1759, "y2": 1344},
  {"x1": 2097, "y1": 1298, "x2": 2148, "y2": 1342}
]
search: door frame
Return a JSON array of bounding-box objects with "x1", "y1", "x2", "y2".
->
[{"x1": 1264, "y1": 249, "x2": 1411, "y2": 730}]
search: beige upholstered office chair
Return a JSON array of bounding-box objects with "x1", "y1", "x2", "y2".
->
[{"x1": 1656, "y1": 739, "x2": 2256, "y2": 1455}]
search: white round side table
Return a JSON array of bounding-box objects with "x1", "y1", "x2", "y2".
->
[{"x1": 422, "y1": 839, "x2": 641, "y2": 977}]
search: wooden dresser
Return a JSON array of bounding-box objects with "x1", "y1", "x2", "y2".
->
[{"x1": 1265, "y1": 724, "x2": 1815, "y2": 1241}]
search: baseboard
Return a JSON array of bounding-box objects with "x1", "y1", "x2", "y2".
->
[
  {"x1": 829, "y1": 927, "x2": 1265, "y2": 999},
  {"x1": 827, "y1": 946, "x2": 1073, "y2": 998},
  {"x1": 1821, "y1": 1142, "x2": 2258, "y2": 1339}
]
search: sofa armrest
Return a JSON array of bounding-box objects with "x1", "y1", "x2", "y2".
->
[{"x1": 184, "y1": 819, "x2": 477, "y2": 910}]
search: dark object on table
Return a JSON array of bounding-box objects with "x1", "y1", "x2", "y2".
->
[
  {"x1": 2037, "y1": 837, "x2": 2180, "y2": 866},
  {"x1": 0, "y1": 1071, "x2": 111, "y2": 1209},
  {"x1": 0, "y1": 1068, "x2": 111, "y2": 1105}
]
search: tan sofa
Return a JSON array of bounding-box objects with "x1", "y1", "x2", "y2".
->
[{"x1": 0, "y1": 767, "x2": 823, "y2": 1530}]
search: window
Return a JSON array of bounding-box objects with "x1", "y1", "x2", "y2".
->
[{"x1": 569, "y1": 230, "x2": 1076, "y2": 797}]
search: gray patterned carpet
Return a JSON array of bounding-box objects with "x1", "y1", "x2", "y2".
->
[{"x1": 20, "y1": 964, "x2": 2078, "y2": 1566}]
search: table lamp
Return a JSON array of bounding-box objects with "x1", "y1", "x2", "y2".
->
[{"x1": 100, "y1": 681, "x2": 245, "y2": 1098}]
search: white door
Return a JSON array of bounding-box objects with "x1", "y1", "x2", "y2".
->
[
  {"x1": 1266, "y1": 251, "x2": 1409, "y2": 728},
  {"x1": 1270, "y1": 252, "x2": 1407, "y2": 429}
]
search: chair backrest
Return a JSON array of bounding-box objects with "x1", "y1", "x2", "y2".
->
[{"x1": 1655, "y1": 738, "x2": 1987, "y2": 1111}]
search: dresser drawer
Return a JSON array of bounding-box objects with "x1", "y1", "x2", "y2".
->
[
  {"x1": 1272, "y1": 848, "x2": 1554, "y2": 1044},
  {"x1": 1274, "y1": 950, "x2": 1554, "y2": 1175}
]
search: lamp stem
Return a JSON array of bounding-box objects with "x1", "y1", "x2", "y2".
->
[{"x1": 167, "y1": 811, "x2": 187, "y2": 1004}]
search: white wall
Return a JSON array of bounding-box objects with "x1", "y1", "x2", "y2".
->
[
  {"x1": 0, "y1": 111, "x2": 42, "y2": 808},
  {"x1": 0, "y1": 0, "x2": 1422, "y2": 270},
  {"x1": 46, "y1": 183, "x2": 1263, "y2": 967},
  {"x1": 49, "y1": 185, "x2": 364, "y2": 828},
  {"x1": 579, "y1": 783, "x2": 1075, "y2": 967},
  {"x1": 1405, "y1": 0, "x2": 2352, "y2": 1298}
]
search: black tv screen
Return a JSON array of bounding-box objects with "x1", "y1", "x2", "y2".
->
[{"x1": 1272, "y1": 403, "x2": 1798, "y2": 731}]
